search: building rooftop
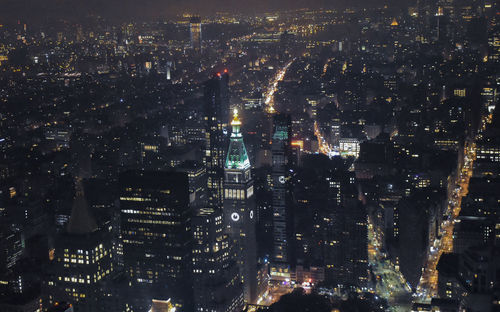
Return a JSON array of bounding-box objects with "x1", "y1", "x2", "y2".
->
[{"x1": 66, "y1": 179, "x2": 97, "y2": 235}]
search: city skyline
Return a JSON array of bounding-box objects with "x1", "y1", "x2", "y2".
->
[
  {"x1": 0, "y1": 1, "x2": 499, "y2": 312},
  {"x1": 0, "y1": 0, "x2": 414, "y2": 22}
]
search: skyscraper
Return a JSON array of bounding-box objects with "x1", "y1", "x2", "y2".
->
[
  {"x1": 119, "y1": 170, "x2": 192, "y2": 311},
  {"x1": 341, "y1": 197, "x2": 369, "y2": 288},
  {"x1": 192, "y1": 208, "x2": 244, "y2": 312},
  {"x1": 223, "y1": 110, "x2": 258, "y2": 303},
  {"x1": 204, "y1": 72, "x2": 230, "y2": 210},
  {"x1": 190, "y1": 16, "x2": 202, "y2": 52},
  {"x1": 270, "y1": 114, "x2": 292, "y2": 278},
  {"x1": 46, "y1": 179, "x2": 113, "y2": 311}
]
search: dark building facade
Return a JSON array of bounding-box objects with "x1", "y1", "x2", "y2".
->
[
  {"x1": 45, "y1": 180, "x2": 113, "y2": 311},
  {"x1": 119, "y1": 171, "x2": 192, "y2": 311},
  {"x1": 204, "y1": 72, "x2": 230, "y2": 210},
  {"x1": 192, "y1": 208, "x2": 243, "y2": 312},
  {"x1": 270, "y1": 114, "x2": 292, "y2": 279}
]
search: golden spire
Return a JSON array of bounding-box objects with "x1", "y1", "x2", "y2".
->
[
  {"x1": 231, "y1": 108, "x2": 241, "y2": 126},
  {"x1": 391, "y1": 18, "x2": 399, "y2": 26}
]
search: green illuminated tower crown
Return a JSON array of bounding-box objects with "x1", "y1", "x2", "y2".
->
[{"x1": 225, "y1": 109, "x2": 250, "y2": 170}]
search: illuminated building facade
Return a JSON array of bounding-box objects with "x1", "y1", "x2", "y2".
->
[
  {"x1": 204, "y1": 72, "x2": 230, "y2": 209},
  {"x1": 190, "y1": 16, "x2": 202, "y2": 52},
  {"x1": 140, "y1": 142, "x2": 161, "y2": 169},
  {"x1": 454, "y1": 88, "x2": 466, "y2": 97},
  {"x1": 481, "y1": 87, "x2": 498, "y2": 113},
  {"x1": 339, "y1": 138, "x2": 360, "y2": 158},
  {"x1": 305, "y1": 97, "x2": 320, "y2": 117},
  {"x1": 119, "y1": 171, "x2": 192, "y2": 311},
  {"x1": 192, "y1": 208, "x2": 243, "y2": 312},
  {"x1": 473, "y1": 113, "x2": 500, "y2": 178},
  {"x1": 474, "y1": 139, "x2": 500, "y2": 177},
  {"x1": 46, "y1": 180, "x2": 113, "y2": 311},
  {"x1": 223, "y1": 110, "x2": 257, "y2": 303},
  {"x1": 270, "y1": 114, "x2": 292, "y2": 278},
  {"x1": 149, "y1": 299, "x2": 176, "y2": 312},
  {"x1": 44, "y1": 128, "x2": 71, "y2": 149}
]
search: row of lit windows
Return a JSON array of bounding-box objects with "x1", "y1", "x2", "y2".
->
[
  {"x1": 477, "y1": 156, "x2": 500, "y2": 161},
  {"x1": 63, "y1": 288, "x2": 86, "y2": 298},
  {"x1": 122, "y1": 209, "x2": 172, "y2": 216},
  {"x1": 224, "y1": 188, "x2": 247, "y2": 199},
  {"x1": 477, "y1": 148, "x2": 500, "y2": 153},
  {"x1": 122, "y1": 239, "x2": 144, "y2": 245},
  {"x1": 120, "y1": 197, "x2": 152, "y2": 202},
  {"x1": 57, "y1": 269, "x2": 110, "y2": 284},
  {"x1": 125, "y1": 231, "x2": 165, "y2": 238},
  {"x1": 126, "y1": 218, "x2": 180, "y2": 225},
  {"x1": 61, "y1": 246, "x2": 106, "y2": 258},
  {"x1": 62, "y1": 252, "x2": 107, "y2": 263}
]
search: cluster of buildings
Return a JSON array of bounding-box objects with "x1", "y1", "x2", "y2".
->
[
  {"x1": 429, "y1": 114, "x2": 500, "y2": 311},
  {"x1": 0, "y1": 0, "x2": 499, "y2": 311}
]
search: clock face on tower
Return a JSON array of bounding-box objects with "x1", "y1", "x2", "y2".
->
[
  {"x1": 250, "y1": 210, "x2": 254, "y2": 219},
  {"x1": 279, "y1": 175, "x2": 285, "y2": 184},
  {"x1": 231, "y1": 212, "x2": 240, "y2": 222}
]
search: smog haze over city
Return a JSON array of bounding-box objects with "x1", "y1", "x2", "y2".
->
[
  {"x1": 0, "y1": 0, "x2": 411, "y2": 21},
  {"x1": 0, "y1": 0, "x2": 499, "y2": 312}
]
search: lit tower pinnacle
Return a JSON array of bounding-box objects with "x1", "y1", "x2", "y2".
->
[
  {"x1": 223, "y1": 109, "x2": 258, "y2": 304},
  {"x1": 225, "y1": 109, "x2": 250, "y2": 170}
]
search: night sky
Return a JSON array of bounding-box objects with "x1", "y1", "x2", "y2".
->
[{"x1": 0, "y1": 0, "x2": 414, "y2": 22}]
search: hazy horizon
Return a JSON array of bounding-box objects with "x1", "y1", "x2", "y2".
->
[{"x1": 0, "y1": 0, "x2": 412, "y2": 23}]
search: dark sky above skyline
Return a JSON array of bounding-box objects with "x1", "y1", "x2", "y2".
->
[{"x1": 0, "y1": 0, "x2": 410, "y2": 23}]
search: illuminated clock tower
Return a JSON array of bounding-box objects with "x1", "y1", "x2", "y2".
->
[{"x1": 223, "y1": 109, "x2": 257, "y2": 304}]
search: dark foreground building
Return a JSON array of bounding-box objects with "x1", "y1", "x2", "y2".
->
[
  {"x1": 120, "y1": 171, "x2": 192, "y2": 311},
  {"x1": 45, "y1": 180, "x2": 114, "y2": 311}
]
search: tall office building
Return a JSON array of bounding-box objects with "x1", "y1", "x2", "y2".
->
[
  {"x1": 341, "y1": 197, "x2": 369, "y2": 288},
  {"x1": 270, "y1": 114, "x2": 292, "y2": 278},
  {"x1": 204, "y1": 72, "x2": 230, "y2": 209},
  {"x1": 223, "y1": 110, "x2": 258, "y2": 303},
  {"x1": 190, "y1": 16, "x2": 202, "y2": 52},
  {"x1": 192, "y1": 208, "x2": 244, "y2": 312},
  {"x1": 119, "y1": 171, "x2": 192, "y2": 311},
  {"x1": 46, "y1": 179, "x2": 113, "y2": 311}
]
